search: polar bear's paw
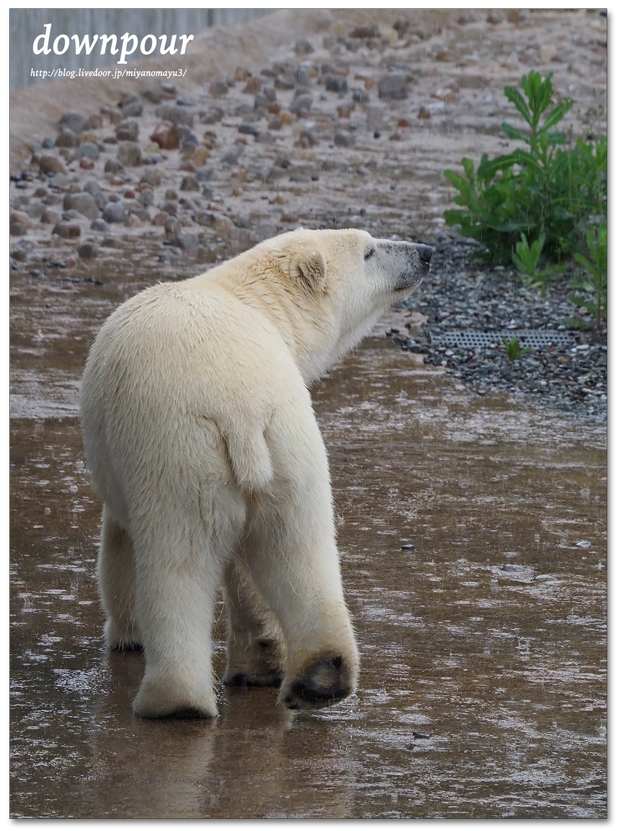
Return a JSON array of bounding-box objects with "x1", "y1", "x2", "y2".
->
[
  {"x1": 132, "y1": 672, "x2": 218, "y2": 719},
  {"x1": 223, "y1": 635, "x2": 285, "y2": 687},
  {"x1": 280, "y1": 655, "x2": 354, "y2": 710}
]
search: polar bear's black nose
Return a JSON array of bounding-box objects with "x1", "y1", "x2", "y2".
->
[{"x1": 416, "y1": 244, "x2": 433, "y2": 264}]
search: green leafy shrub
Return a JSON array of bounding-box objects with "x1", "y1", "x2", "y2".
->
[
  {"x1": 566, "y1": 223, "x2": 607, "y2": 332},
  {"x1": 443, "y1": 71, "x2": 607, "y2": 270},
  {"x1": 511, "y1": 232, "x2": 565, "y2": 294}
]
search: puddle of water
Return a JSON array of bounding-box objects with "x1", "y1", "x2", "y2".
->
[{"x1": 10, "y1": 267, "x2": 606, "y2": 818}]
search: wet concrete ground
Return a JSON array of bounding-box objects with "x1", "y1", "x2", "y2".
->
[{"x1": 10, "y1": 259, "x2": 606, "y2": 819}]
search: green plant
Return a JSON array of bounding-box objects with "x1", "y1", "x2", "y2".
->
[
  {"x1": 503, "y1": 336, "x2": 531, "y2": 361},
  {"x1": 566, "y1": 223, "x2": 607, "y2": 332},
  {"x1": 443, "y1": 71, "x2": 607, "y2": 268},
  {"x1": 511, "y1": 232, "x2": 565, "y2": 294}
]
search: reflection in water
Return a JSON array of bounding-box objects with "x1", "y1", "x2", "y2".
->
[{"x1": 10, "y1": 266, "x2": 606, "y2": 818}]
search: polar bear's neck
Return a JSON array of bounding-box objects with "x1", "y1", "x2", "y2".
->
[{"x1": 188, "y1": 263, "x2": 340, "y2": 385}]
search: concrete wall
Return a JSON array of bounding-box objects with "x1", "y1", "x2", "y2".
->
[{"x1": 10, "y1": 8, "x2": 272, "y2": 91}]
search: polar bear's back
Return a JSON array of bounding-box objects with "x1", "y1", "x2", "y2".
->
[{"x1": 80, "y1": 280, "x2": 322, "y2": 524}]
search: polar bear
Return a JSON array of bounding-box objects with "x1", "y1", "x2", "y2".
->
[{"x1": 80, "y1": 228, "x2": 432, "y2": 718}]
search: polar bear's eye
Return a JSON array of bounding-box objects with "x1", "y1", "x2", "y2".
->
[{"x1": 364, "y1": 247, "x2": 376, "y2": 261}]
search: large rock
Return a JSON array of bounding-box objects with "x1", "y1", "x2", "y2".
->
[
  {"x1": 102, "y1": 202, "x2": 126, "y2": 224},
  {"x1": 38, "y1": 155, "x2": 67, "y2": 175},
  {"x1": 155, "y1": 104, "x2": 194, "y2": 127},
  {"x1": 75, "y1": 142, "x2": 100, "y2": 161},
  {"x1": 58, "y1": 111, "x2": 90, "y2": 134},
  {"x1": 378, "y1": 73, "x2": 409, "y2": 100},
  {"x1": 52, "y1": 221, "x2": 81, "y2": 239},
  {"x1": 150, "y1": 121, "x2": 182, "y2": 150},
  {"x1": 63, "y1": 192, "x2": 100, "y2": 221},
  {"x1": 116, "y1": 119, "x2": 140, "y2": 142},
  {"x1": 117, "y1": 142, "x2": 143, "y2": 167}
]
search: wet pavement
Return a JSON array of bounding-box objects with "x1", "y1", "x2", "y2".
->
[{"x1": 10, "y1": 258, "x2": 606, "y2": 819}]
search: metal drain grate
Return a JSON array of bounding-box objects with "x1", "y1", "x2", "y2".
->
[{"x1": 425, "y1": 329, "x2": 576, "y2": 350}]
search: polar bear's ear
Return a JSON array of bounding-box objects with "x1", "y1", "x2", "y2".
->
[{"x1": 295, "y1": 250, "x2": 327, "y2": 293}]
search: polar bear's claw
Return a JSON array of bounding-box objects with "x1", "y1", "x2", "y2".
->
[
  {"x1": 282, "y1": 656, "x2": 352, "y2": 710},
  {"x1": 225, "y1": 671, "x2": 284, "y2": 688}
]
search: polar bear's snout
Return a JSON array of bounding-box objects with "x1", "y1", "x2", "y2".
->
[
  {"x1": 377, "y1": 239, "x2": 433, "y2": 292},
  {"x1": 416, "y1": 243, "x2": 434, "y2": 265}
]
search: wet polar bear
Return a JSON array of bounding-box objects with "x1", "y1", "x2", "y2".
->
[{"x1": 81, "y1": 228, "x2": 432, "y2": 718}]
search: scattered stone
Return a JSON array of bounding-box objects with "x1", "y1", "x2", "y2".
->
[
  {"x1": 101, "y1": 106, "x2": 123, "y2": 125},
  {"x1": 104, "y1": 158, "x2": 125, "y2": 175},
  {"x1": 325, "y1": 75, "x2": 349, "y2": 94},
  {"x1": 55, "y1": 129, "x2": 79, "y2": 148},
  {"x1": 393, "y1": 17, "x2": 410, "y2": 37},
  {"x1": 38, "y1": 155, "x2": 67, "y2": 176},
  {"x1": 63, "y1": 192, "x2": 100, "y2": 221},
  {"x1": 58, "y1": 111, "x2": 90, "y2": 135},
  {"x1": 289, "y1": 93, "x2": 313, "y2": 114},
  {"x1": 160, "y1": 82, "x2": 177, "y2": 98},
  {"x1": 243, "y1": 76, "x2": 263, "y2": 94},
  {"x1": 120, "y1": 94, "x2": 143, "y2": 117},
  {"x1": 49, "y1": 172, "x2": 70, "y2": 190},
  {"x1": 10, "y1": 211, "x2": 32, "y2": 235},
  {"x1": 296, "y1": 130, "x2": 318, "y2": 148},
  {"x1": 487, "y1": 10, "x2": 506, "y2": 25},
  {"x1": 150, "y1": 121, "x2": 182, "y2": 150},
  {"x1": 173, "y1": 231, "x2": 198, "y2": 252},
  {"x1": 222, "y1": 145, "x2": 244, "y2": 166},
  {"x1": 196, "y1": 246, "x2": 217, "y2": 264},
  {"x1": 102, "y1": 202, "x2": 126, "y2": 224},
  {"x1": 155, "y1": 104, "x2": 194, "y2": 127},
  {"x1": 52, "y1": 221, "x2": 81, "y2": 239},
  {"x1": 239, "y1": 123, "x2": 260, "y2": 137},
  {"x1": 294, "y1": 38, "x2": 314, "y2": 55},
  {"x1": 124, "y1": 213, "x2": 143, "y2": 228},
  {"x1": 180, "y1": 176, "x2": 200, "y2": 192},
  {"x1": 213, "y1": 214, "x2": 235, "y2": 237},
  {"x1": 40, "y1": 208, "x2": 61, "y2": 225},
  {"x1": 349, "y1": 24, "x2": 380, "y2": 39},
  {"x1": 209, "y1": 79, "x2": 229, "y2": 97},
  {"x1": 379, "y1": 73, "x2": 409, "y2": 100},
  {"x1": 352, "y1": 87, "x2": 370, "y2": 104},
  {"x1": 117, "y1": 142, "x2": 142, "y2": 167},
  {"x1": 75, "y1": 142, "x2": 101, "y2": 161},
  {"x1": 78, "y1": 242, "x2": 98, "y2": 259},
  {"x1": 116, "y1": 119, "x2": 140, "y2": 141},
  {"x1": 90, "y1": 219, "x2": 110, "y2": 232},
  {"x1": 334, "y1": 131, "x2": 356, "y2": 147},
  {"x1": 199, "y1": 107, "x2": 224, "y2": 124}
]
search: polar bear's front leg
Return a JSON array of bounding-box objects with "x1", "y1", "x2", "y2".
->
[
  {"x1": 223, "y1": 560, "x2": 286, "y2": 687},
  {"x1": 98, "y1": 505, "x2": 141, "y2": 650},
  {"x1": 239, "y1": 434, "x2": 360, "y2": 713},
  {"x1": 241, "y1": 508, "x2": 359, "y2": 711}
]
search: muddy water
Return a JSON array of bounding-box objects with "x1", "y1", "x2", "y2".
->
[{"x1": 10, "y1": 263, "x2": 606, "y2": 819}]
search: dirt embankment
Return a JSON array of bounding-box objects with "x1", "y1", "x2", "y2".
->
[{"x1": 10, "y1": 8, "x2": 606, "y2": 272}]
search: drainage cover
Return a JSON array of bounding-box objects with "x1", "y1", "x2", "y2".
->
[{"x1": 425, "y1": 329, "x2": 576, "y2": 350}]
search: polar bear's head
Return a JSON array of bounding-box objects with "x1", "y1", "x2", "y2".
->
[{"x1": 262, "y1": 228, "x2": 432, "y2": 380}]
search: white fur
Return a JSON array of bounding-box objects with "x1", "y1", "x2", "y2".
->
[{"x1": 80, "y1": 228, "x2": 429, "y2": 717}]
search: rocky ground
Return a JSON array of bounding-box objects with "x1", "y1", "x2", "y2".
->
[{"x1": 9, "y1": 8, "x2": 607, "y2": 422}]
